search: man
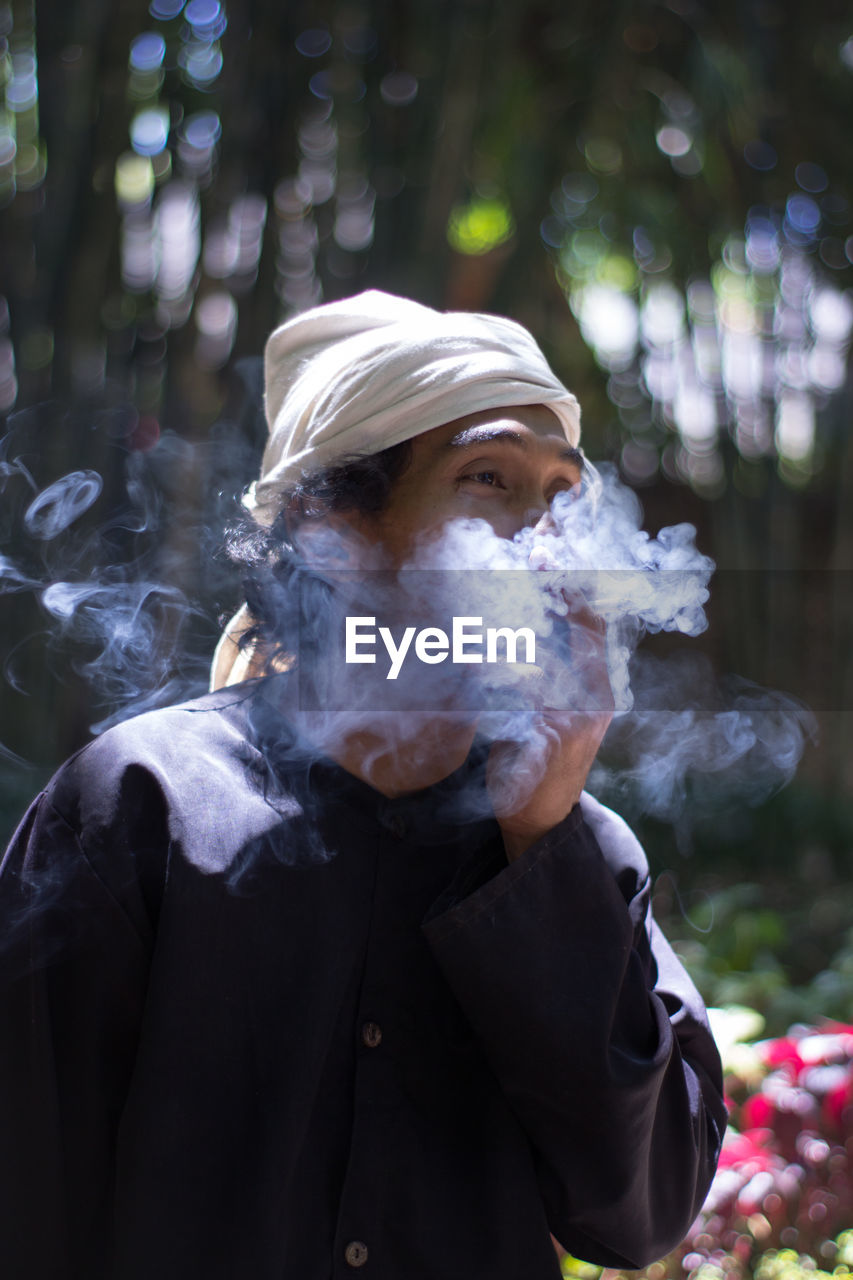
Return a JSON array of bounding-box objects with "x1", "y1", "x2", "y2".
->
[{"x1": 0, "y1": 291, "x2": 725, "y2": 1278}]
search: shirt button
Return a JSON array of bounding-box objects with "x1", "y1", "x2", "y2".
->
[
  {"x1": 345, "y1": 1240, "x2": 369, "y2": 1267},
  {"x1": 385, "y1": 812, "x2": 405, "y2": 838},
  {"x1": 361, "y1": 1021, "x2": 382, "y2": 1048}
]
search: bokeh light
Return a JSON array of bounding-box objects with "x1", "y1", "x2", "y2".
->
[
  {"x1": 380, "y1": 71, "x2": 418, "y2": 107},
  {"x1": 295, "y1": 28, "x2": 332, "y2": 58},
  {"x1": 121, "y1": 213, "x2": 158, "y2": 292},
  {"x1": 746, "y1": 214, "x2": 781, "y2": 274},
  {"x1": 3, "y1": 31, "x2": 46, "y2": 195},
  {"x1": 185, "y1": 0, "x2": 226, "y2": 39},
  {"x1": 6, "y1": 56, "x2": 37, "y2": 111},
  {"x1": 573, "y1": 285, "x2": 638, "y2": 370},
  {"x1": 582, "y1": 136, "x2": 622, "y2": 175},
  {"x1": 333, "y1": 175, "x2": 374, "y2": 252},
  {"x1": 743, "y1": 139, "x2": 778, "y2": 171},
  {"x1": 129, "y1": 33, "x2": 166, "y2": 73},
  {"x1": 641, "y1": 283, "x2": 685, "y2": 349},
  {"x1": 785, "y1": 194, "x2": 821, "y2": 240},
  {"x1": 273, "y1": 175, "x2": 321, "y2": 313},
  {"x1": 795, "y1": 162, "x2": 828, "y2": 193},
  {"x1": 447, "y1": 197, "x2": 515, "y2": 256},
  {"x1": 149, "y1": 0, "x2": 185, "y2": 17},
  {"x1": 809, "y1": 287, "x2": 853, "y2": 345},
  {"x1": 343, "y1": 26, "x2": 376, "y2": 59},
  {"x1": 130, "y1": 108, "x2": 169, "y2": 157},
  {"x1": 203, "y1": 194, "x2": 267, "y2": 285},
  {"x1": 177, "y1": 110, "x2": 220, "y2": 182},
  {"x1": 156, "y1": 182, "x2": 200, "y2": 313},
  {"x1": 775, "y1": 391, "x2": 815, "y2": 466},
  {"x1": 115, "y1": 152, "x2": 155, "y2": 208},
  {"x1": 559, "y1": 172, "x2": 598, "y2": 214},
  {"x1": 1, "y1": 0, "x2": 852, "y2": 517},
  {"x1": 194, "y1": 290, "x2": 237, "y2": 368},
  {"x1": 656, "y1": 126, "x2": 691, "y2": 158},
  {"x1": 544, "y1": 123, "x2": 853, "y2": 494},
  {"x1": 178, "y1": 40, "x2": 223, "y2": 87},
  {"x1": 297, "y1": 109, "x2": 337, "y2": 204}
]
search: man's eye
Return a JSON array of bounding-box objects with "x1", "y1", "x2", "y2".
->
[{"x1": 462, "y1": 471, "x2": 504, "y2": 488}]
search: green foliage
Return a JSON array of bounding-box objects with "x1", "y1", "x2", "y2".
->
[
  {"x1": 560, "y1": 1234, "x2": 853, "y2": 1280},
  {"x1": 560, "y1": 1255, "x2": 603, "y2": 1278},
  {"x1": 659, "y1": 879, "x2": 853, "y2": 1038},
  {"x1": 755, "y1": 1247, "x2": 850, "y2": 1279}
]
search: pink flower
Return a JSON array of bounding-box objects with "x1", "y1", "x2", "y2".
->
[
  {"x1": 741, "y1": 1093, "x2": 775, "y2": 1131},
  {"x1": 760, "y1": 1037, "x2": 806, "y2": 1077},
  {"x1": 822, "y1": 1068, "x2": 853, "y2": 1131},
  {"x1": 717, "y1": 1129, "x2": 775, "y2": 1171}
]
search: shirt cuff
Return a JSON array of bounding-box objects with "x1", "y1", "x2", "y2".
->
[{"x1": 422, "y1": 803, "x2": 588, "y2": 938}]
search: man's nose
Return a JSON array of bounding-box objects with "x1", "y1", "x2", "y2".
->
[
  {"x1": 500, "y1": 494, "x2": 557, "y2": 540},
  {"x1": 525, "y1": 505, "x2": 557, "y2": 536}
]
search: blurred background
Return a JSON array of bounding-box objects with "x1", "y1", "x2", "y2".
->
[{"x1": 1, "y1": 0, "x2": 852, "y2": 1035}]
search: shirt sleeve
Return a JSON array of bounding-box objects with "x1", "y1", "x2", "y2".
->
[
  {"x1": 421, "y1": 796, "x2": 727, "y2": 1271},
  {"x1": 0, "y1": 787, "x2": 153, "y2": 1277}
]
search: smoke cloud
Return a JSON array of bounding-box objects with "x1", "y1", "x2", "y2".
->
[
  {"x1": 234, "y1": 463, "x2": 814, "y2": 832},
  {"x1": 393, "y1": 465, "x2": 813, "y2": 819},
  {"x1": 589, "y1": 652, "x2": 817, "y2": 837},
  {"x1": 409, "y1": 466, "x2": 713, "y2": 714},
  {"x1": 23, "y1": 470, "x2": 104, "y2": 540},
  {"x1": 0, "y1": 408, "x2": 243, "y2": 765},
  {"x1": 0, "y1": 402, "x2": 816, "y2": 856}
]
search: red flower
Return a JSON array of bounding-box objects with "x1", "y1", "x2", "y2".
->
[
  {"x1": 717, "y1": 1128, "x2": 775, "y2": 1171},
  {"x1": 740, "y1": 1093, "x2": 775, "y2": 1131},
  {"x1": 822, "y1": 1068, "x2": 853, "y2": 1132},
  {"x1": 760, "y1": 1037, "x2": 806, "y2": 1077}
]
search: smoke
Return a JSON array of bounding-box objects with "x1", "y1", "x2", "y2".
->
[
  {"x1": 39, "y1": 576, "x2": 192, "y2": 732},
  {"x1": 0, "y1": 554, "x2": 40, "y2": 593},
  {"x1": 23, "y1": 470, "x2": 104, "y2": 540},
  {"x1": 0, "y1": 392, "x2": 272, "y2": 961},
  {"x1": 235, "y1": 463, "x2": 813, "y2": 831},
  {"x1": 0, "y1": 404, "x2": 253, "y2": 772},
  {"x1": 0, "y1": 740, "x2": 30, "y2": 768},
  {"x1": 0, "y1": 394, "x2": 816, "y2": 858},
  {"x1": 380, "y1": 464, "x2": 813, "y2": 821},
  {"x1": 588, "y1": 652, "x2": 818, "y2": 837},
  {"x1": 409, "y1": 465, "x2": 714, "y2": 716}
]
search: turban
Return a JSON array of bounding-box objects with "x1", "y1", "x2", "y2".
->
[
  {"x1": 246, "y1": 289, "x2": 581, "y2": 525},
  {"x1": 212, "y1": 289, "x2": 581, "y2": 689}
]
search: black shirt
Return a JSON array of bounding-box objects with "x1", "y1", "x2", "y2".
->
[{"x1": 0, "y1": 682, "x2": 726, "y2": 1279}]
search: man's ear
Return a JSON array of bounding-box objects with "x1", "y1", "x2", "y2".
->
[
  {"x1": 278, "y1": 490, "x2": 334, "y2": 546},
  {"x1": 289, "y1": 503, "x2": 390, "y2": 571},
  {"x1": 281, "y1": 491, "x2": 307, "y2": 540}
]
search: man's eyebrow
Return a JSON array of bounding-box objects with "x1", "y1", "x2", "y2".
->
[{"x1": 441, "y1": 426, "x2": 584, "y2": 467}]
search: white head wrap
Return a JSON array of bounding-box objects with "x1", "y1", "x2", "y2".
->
[
  {"x1": 246, "y1": 289, "x2": 580, "y2": 525},
  {"x1": 211, "y1": 289, "x2": 581, "y2": 689}
]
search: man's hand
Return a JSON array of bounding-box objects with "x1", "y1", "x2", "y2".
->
[{"x1": 486, "y1": 597, "x2": 614, "y2": 862}]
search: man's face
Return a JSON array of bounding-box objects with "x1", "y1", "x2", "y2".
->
[
  {"x1": 348, "y1": 404, "x2": 583, "y2": 564},
  {"x1": 289, "y1": 405, "x2": 593, "y2": 736}
]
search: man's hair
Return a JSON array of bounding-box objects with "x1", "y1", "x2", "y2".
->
[{"x1": 226, "y1": 440, "x2": 413, "y2": 666}]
